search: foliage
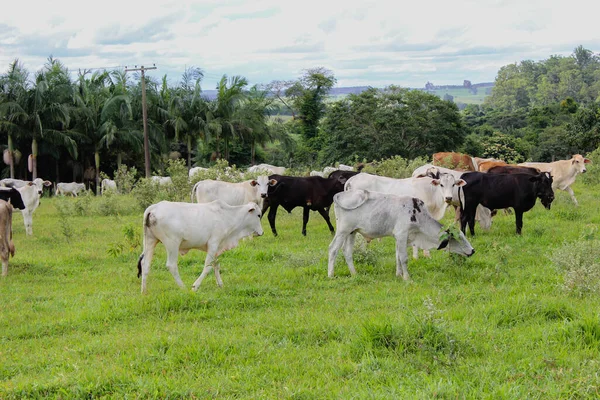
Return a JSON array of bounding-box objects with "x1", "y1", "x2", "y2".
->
[
  {"x1": 550, "y1": 236, "x2": 600, "y2": 297},
  {"x1": 164, "y1": 158, "x2": 189, "y2": 202},
  {"x1": 131, "y1": 178, "x2": 165, "y2": 211},
  {"x1": 107, "y1": 223, "x2": 141, "y2": 257},
  {"x1": 580, "y1": 147, "x2": 600, "y2": 185},
  {"x1": 480, "y1": 133, "x2": 528, "y2": 163},
  {"x1": 361, "y1": 155, "x2": 429, "y2": 178},
  {"x1": 114, "y1": 165, "x2": 138, "y2": 194}
]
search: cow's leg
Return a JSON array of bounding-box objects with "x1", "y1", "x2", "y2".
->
[
  {"x1": 412, "y1": 245, "x2": 419, "y2": 259},
  {"x1": 267, "y1": 203, "x2": 279, "y2": 236},
  {"x1": 514, "y1": 209, "x2": 524, "y2": 235},
  {"x1": 1, "y1": 256, "x2": 7, "y2": 276},
  {"x1": 260, "y1": 198, "x2": 270, "y2": 219},
  {"x1": 394, "y1": 234, "x2": 410, "y2": 280},
  {"x1": 468, "y1": 212, "x2": 476, "y2": 236},
  {"x1": 317, "y1": 207, "x2": 335, "y2": 235},
  {"x1": 192, "y1": 251, "x2": 217, "y2": 291},
  {"x1": 213, "y1": 259, "x2": 223, "y2": 287},
  {"x1": 302, "y1": 206, "x2": 310, "y2": 236},
  {"x1": 140, "y1": 237, "x2": 158, "y2": 294},
  {"x1": 328, "y1": 231, "x2": 349, "y2": 277},
  {"x1": 164, "y1": 242, "x2": 185, "y2": 289},
  {"x1": 459, "y1": 207, "x2": 470, "y2": 235},
  {"x1": 342, "y1": 232, "x2": 357, "y2": 275},
  {"x1": 565, "y1": 186, "x2": 578, "y2": 205}
]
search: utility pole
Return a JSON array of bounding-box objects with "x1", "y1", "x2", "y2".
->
[{"x1": 125, "y1": 64, "x2": 157, "y2": 178}]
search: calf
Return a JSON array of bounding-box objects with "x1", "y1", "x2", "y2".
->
[
  {"x1": 137, "y1": 200, "x2": 263, "y2": 294},
  {"x1": 191, "y1": 176, "x2": 275, "y2": 207},
  {"x1": 0, "y1": 200, "x2": 16, "y2": 276},
  {"x1": 459, "y1": 172, "x2": 554, "y2": 235},
  {"x1": 263, "y1": 174, "x2": 348, "y2": 236},
  {"x1": 519, "y1": 154, "x2": 591, "y2": 205},
  {"x1": 328, "y1": 190, "x2": 474, "y2": 280},
  {"x1": 56, "y1": 182, "x2": 86, "y2": 197}
]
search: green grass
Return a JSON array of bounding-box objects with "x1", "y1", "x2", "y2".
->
[{"x1": 1, "y1": 182, "x2": 600, "y2": 398}]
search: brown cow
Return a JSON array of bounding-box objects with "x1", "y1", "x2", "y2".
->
[
  {"x1": 478, "y1": 160, "x2": 507, "y2": 172},
  {"x1": 0, "y1": 200, "x2": 15, "y2": 276},
  {"x1": 432, "y1": 152, "x2": 476, "y2": 171}
]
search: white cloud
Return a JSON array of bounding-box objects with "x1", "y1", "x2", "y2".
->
[{"x1": 0, "y1": 0, "x2": 598, "y2": 89}]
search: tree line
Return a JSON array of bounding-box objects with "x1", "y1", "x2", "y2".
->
[{"x1": 1, "y1": 45, "x2": 599, "y2": 192}]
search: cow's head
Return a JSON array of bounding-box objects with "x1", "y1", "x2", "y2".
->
[
  {"x1": 572, "y1": 154, "x2": 591, "y2": 174},
  {"x1": 530, "y1": 172, "x2": 554, "y2": 209},
  {"x1": 247, "y1": 202, "x2": 264, "y2": 236},
  {"x1": 250, "y1": 175, "x2": 277, "y2": 198},
  {"x1": 430, "y1": 173, "x2": 466, "y2": 204},
  {"x1": 437, "y1": 227, "x2": 475, "y2": 257}
]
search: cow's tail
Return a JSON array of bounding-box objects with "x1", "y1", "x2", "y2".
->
[
  {"x1": 458, "y1": 186, "x2": 465, "y2": 211},
  {"x1": 137, "y1": 210, "x2": 155, "y2": 278},
  {"x1": 190, "y1": 181, "x2": 199, "y2": 203}
]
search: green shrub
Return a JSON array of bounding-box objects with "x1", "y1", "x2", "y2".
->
[
  {"x1": 580, "y1": 147, "x2": 600, "y2": 185},
  {"x1": 165, "y1": 159, "x2": 190, "y2": 202},
  {"x1": 550, "y1": 238, "x2": 600, "y2": 297},
  {"x1": 131, "y1": 178, "x2": 166, "y2": 210},
  {"x1": 114, "y1": 165, "x2": 138, "y2": 194},
  {"x1": 362, "y1": 155, "x2": 429, "y2": 178}
]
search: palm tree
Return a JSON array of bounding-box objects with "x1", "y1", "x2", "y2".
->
[
  {"x1": 213, "y1": 75, "x2": 248, "y2": 161},
  {"x1": 21, "y1": 57, "x2": 77, "y2": 179},
  {"x1": 236, "y1": 85, "x2": 275, "y2": 165},
  {"x1": 0, "y1": 59, "x2": 29, "y2": 178}
]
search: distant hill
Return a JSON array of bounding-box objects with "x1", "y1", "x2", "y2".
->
[{"x1": 202, "y1": 82, "x2": 494, "y2": 107}]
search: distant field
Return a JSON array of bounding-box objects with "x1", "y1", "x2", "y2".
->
[
  {"x1": 2, "y1": 179, "x2": 600, "y2": 398},
  {"x1": 428, "y1": 86, "x2": 493, "y2": 105}
]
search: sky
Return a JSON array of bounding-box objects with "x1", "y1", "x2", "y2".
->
[{"x1": 1, "y1": 0, "x2": 598, "y2": 90}]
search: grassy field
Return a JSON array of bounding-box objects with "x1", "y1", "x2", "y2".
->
[{"x1": 2, "y1": 182, "x2": 600, "y2": 398}]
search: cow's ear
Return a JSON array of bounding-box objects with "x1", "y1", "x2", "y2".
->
[
  {"x1": 248, "y1": 206, "x2": 256, "y2": 213},
  {"x1": 27, "y1": 182, "x2": 34, "y2": 187},
  {"x1": 529, "y1": 175, "x2": 540, "y2": 182},
  {"x1": 43, "y1": 180, "x2": 52, "y2": 186},
  {"x1": 455, "y1": 179, "x2": 467, "y2": 187},
  {"x1": 250, "y1": 180, "x2": 258, "y2": 186},
  {"x1": 584, "y1": 158, "x2": 592, "y2": 164},
  {"x1": 437, "y1": 239, "x2": 449, "y2": 250},
  {"x1": 430, "y1": 179, "x2": 441, "y2": 186},
  {"x1": 269, "y1": 179, "x2": 278, "y2": 186}
]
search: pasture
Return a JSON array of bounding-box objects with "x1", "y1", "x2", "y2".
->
[{"x1": 2, "y1": 182, "x2": 600, "y2": 398}]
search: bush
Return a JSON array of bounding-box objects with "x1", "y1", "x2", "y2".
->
[
  {"x1": 550, "y1": 236, "x2": 600, "y2": 297},
  {"x1": 165, "y1": 159, "x2": 190, "y2": 202},
  {"x1": 131, "y1": 178, "x2": 166, "y2": 211},
  {"x1": 114, "y1": 165, "x2": 138, "y2": 194},
  {"x1": 580, "y1": 147, "x2": 600, "y2": 185},
  {"x1": 361, "y1": 155, "x2": 429, "y2": 178}
]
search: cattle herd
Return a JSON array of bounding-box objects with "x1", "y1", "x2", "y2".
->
[{"x1": 0, "y1": 156, "x2": 592, "y2": 294}]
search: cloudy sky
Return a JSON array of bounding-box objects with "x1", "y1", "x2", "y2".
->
[{"x1": 1, "y1": 0, "x2": 598, "y2": 90}]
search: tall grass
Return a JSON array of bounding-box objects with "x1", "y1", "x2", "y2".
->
[{"x1": 1, "y1": 181, "x2": 600, "y2": 398}]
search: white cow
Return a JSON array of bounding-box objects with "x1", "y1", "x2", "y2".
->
[
  {"x1": 191, "y1": 176, "x2": 275, "y2": 207},
  {"x1": 412, "y1": 164, "x2": 493, "y2": 230},
  {"x1": 519, "y1": 154, "x2": 591, "y2": 205},
  {"x1": 16, "y1": 183, "x2": 46, "y2": 235},
  {"x1": 328, "y1": 190, "x2": 475, "y2": 280},
  {"x1": 247, "y1": 163, "x2": 286, "y2": 175},
  {"x1": 346, "y1": 172, "x2": 466, "y2": 259},
  {"x1": 0, "y1": 200, "x2": 15, "y2": 276},
  {"x1": 137, "y1": 200, "x2": 264, "y2": 293},
  {"x1": 56, "y1": 182, "x2": 86, "y2": 197},
  {"x1": 310, "y1": 170, "x2": 325, "y2": 177},
  {"x1": 189, "y1": 167, "x2": 209, "y2": 179},
  {"x1": 322, "y1": 167, "x2": 338, "y2": 176},
  {"x1": 101, "y1": 179, "x2": 117, "y2": 195},
  {"x1": 338, "y1": 164, "x2": 354, "y2": 171},
  {"x1": 0, "y1": 178, "x2": 52, "y2": 193},
  {"x1": 151, "y1": 176, "x2": 173, "y2": 186}
]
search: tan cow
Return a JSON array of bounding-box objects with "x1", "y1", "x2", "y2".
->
[
  {"x1": 519, "y1": 154, "x2": 591, "y2": 205},
  {"x1": 0, "y1": 200, "x2": 15, "y2": 276},
  {"x1": 477, "y1": 160, "x2": 507, "y2": 172},
  {"x1": 432, "y1": 152, "x2": 476, "y2": 171}
]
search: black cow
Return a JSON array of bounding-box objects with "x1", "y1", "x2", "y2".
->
[
  {"x1": 262, "y1": 174, "x2": 348, "y2": 236},
  {"x1": 459, "y1": 171, "x2": 554, "y2": 235},
  {"x1": 0, "y1": 188, "x2": 26, "y2": 210},
  {"x1": 487, "y1": 165, "x2": 540, "y2": 175}
]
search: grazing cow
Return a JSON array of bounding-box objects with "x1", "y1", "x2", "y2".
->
[
  {"x1": 247, "y1": 163, "x2": 286, "y2": 175},
  {"x1": 487, "y1": 165, "x2": 540, "y2": 175},
  {"x1": 191, "y1": 176, "x2": 275, "y2": 207},
  {"x1": 459, "y1": 172, "x2": 554, "y2": 235},
  {"x1": 15, "y1": 183, "x2": 45, "y2": 235},
  {"x1": 328, "y1": 190, "x2": 475, "y2": 280},
  {"x1": 433, "y1": 152, "x2": 476, "y2": 171},
  {"x1": 262, "y1": 174, "x2": 348, "y2": 236},
  {"x1": 345, "y1": 172, "x2": 465, "y2": 221},
  {"x1": 189, "y1": 166, "x2": 209, "y2": 179},
  {"x1": 137, "y1": 200, "x2": 263, "y2": 293},
  {"x1": 151, "y1": 176, "x2": 173, "y2": 186},
  {"x1": 412, "y1": 164, "x2": 493, "y2": 231},
  {"x1": 0, "y1": 188, "x2": 26, "y2": 210},
  {"x1": 0, "y1": 200, "x2": 15, "y2": 276},
  {"x1": 519, "y1": 154, "x2": 591, "y2": 205},
  {"x1": 56, "y1": 182, "x2": 86, "y2": 197},
  {"x1": 101, "y1": 179, "x2": 118, "y2": 195}
]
